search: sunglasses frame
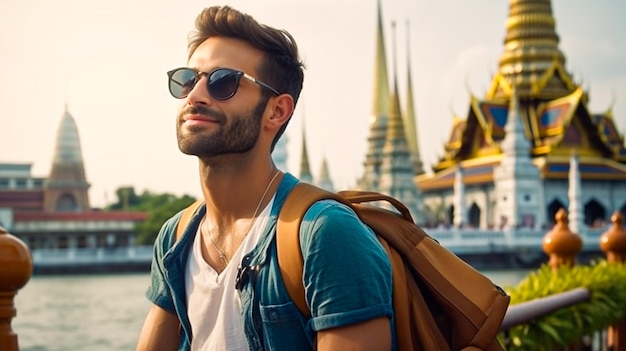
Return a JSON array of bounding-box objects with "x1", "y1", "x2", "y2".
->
[{"x1": 167, "y1": 67, "x2": 280, "y2": 100}]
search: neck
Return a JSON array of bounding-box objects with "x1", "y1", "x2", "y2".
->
[
  {"x1": 199, "y1": 167, "x2": 281, "y2": 270},
  {"x1": 200, "y1": 164, "x2": 282, "y2": 225}
]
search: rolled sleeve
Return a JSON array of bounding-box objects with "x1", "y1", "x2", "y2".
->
[{"x1": 145, "y1": 217, "x2": 179, "y2": 314}]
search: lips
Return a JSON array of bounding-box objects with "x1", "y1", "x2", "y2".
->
[
  {"x1": 184, "y1": 114, "x2": 214, "y2": 122},
  {"x1": 181, "y1": 113, "x2": 220, "y2": 126},
  {"x1": 179, "y1": 105, "x2": 223, "y2": 127}
]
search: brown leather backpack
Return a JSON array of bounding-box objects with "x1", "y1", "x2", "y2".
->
[
  {"x1": 276, "y1": 183, "x2": 510, "y2": 351},
  {"x1": 175, "y1": 183, "x2": 510, "y2": 350}
]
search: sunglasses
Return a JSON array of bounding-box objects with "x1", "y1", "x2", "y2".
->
[{"x1": 167, "y1": 67, "x2": 280, "y2": 100}]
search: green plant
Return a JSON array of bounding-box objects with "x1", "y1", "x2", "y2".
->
[{"x1": 501, "y1": 260, "x2": 626, "y2": 350}]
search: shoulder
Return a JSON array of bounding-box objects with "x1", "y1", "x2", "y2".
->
[
  {"x1": 299, "y1": 199, "x2": 381, "y2": 254},
  {"x1": 303, "y1": 199, "x2": 362, "y2": 227},
  {"x1": 299, "y1": 199, "x2": 372, "y2": 241}
]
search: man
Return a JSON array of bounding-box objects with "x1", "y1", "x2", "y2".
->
[{"x1": 136, "y1": 5, "x2": 394, "y2": 351}]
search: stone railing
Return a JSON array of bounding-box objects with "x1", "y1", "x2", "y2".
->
[{"x1": 498, "y1": 209, "x2": 626, "y2": 350}]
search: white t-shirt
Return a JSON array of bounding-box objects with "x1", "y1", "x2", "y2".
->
[{"x1": 185, "y1": 197, "x2": 274, "y2": 351}]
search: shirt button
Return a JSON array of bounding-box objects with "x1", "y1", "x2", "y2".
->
[{"x1": 269, "y1": 311, "x2": 278, "y2": 320}]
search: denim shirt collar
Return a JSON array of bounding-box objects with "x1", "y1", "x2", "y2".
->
[
  {"x1": 163, "y1": 171, "x2": 298, "y2": 272},
  {"x1": 159, "y1": 172, "x2": 299, "y2": 348}
]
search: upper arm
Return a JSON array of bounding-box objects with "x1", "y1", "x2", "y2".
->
[
  {"x1": 136, "y1": 304, "x2": 180, "y2": 351},
  {"x1": 317, "y1": 317, "x2": 392, "y2": 351}
]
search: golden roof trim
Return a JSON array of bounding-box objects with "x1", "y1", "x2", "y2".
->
[{"x1": 531, "y1": 58, "x2": 577, "y2": 96}]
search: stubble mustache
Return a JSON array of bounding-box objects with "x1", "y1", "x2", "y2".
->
[{"x1": 178, "y1": 104, "x2": 225, "y2": 123}]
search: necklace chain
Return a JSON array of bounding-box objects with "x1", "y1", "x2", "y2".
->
[
  {"x1": 207, "y1": 235, "x2": 228, "y2": 265},
  {"x1": 205, "y1": 170, "x2": 281, "y2": 267}
]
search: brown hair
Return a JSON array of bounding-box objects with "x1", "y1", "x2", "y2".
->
[{"x1": 188, "y1": 6, "x2": 305, "y2": 149}]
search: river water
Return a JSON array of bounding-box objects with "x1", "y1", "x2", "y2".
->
[{"x1": 12, "y1": 270, "x2": 529, "y2": 351}]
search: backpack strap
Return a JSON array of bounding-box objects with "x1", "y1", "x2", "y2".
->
[
  {"x1": 276, "y1": 183, "x2": 350, "y2": 318},
  {"x1": 337, "y1": 190, "x2": 414, "y2": 222},
  {"x1": 175, "y1": 200, "x2": 204, "y2": 241},
  {"x1": 277, "y1": 185, "x2": 417, "y2": 317}
]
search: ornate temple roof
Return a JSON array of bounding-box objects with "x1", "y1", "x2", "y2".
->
[
  {"x1": 427, "y1": 0, "x2": 626, "y2": 181},
  {"x1": 421, "y1": 154, "x2": 626, "y2": 191},
  {"x1": 419, "y1": 157, "x2": 500, "y2": 190}
]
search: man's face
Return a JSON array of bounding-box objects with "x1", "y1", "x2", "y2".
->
[{"x1": 175, "y1": 37, "x2": 269, "y2": 159}]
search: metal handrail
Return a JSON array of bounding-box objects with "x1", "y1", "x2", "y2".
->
[{"x1": 500, "y1": 287, "x2": 590, "y2": 331}]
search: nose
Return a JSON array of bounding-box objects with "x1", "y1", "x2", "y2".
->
[{"x1": 186, "y1": 75, "x2": 212, "y2": 106}]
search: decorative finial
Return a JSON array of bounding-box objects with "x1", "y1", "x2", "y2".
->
[
  {"x1": 542, "y1": 208, "x2": 583, "y2": 270},
  {"x1": 0, "y1": 226, "x2": 33, "y2": 351},
  {"x1": 600, "y1": 211, "x2": 626, "y2": 263}
]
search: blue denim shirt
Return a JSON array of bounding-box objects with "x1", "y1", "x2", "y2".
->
[{"x1": 146, "y1": 173, "x2": 394, "y2": 350}]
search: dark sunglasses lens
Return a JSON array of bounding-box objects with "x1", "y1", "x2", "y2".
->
[
  {"x1": 208, "y1": 69, "x2": 240, "y2": 100},
  {"x1": 169, "y1": 69, "x2": 198, "y2": 98}
]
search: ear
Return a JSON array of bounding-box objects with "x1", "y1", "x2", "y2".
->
[{"x1": 264, "y1": 93, "x2": 294, "y2": 130}]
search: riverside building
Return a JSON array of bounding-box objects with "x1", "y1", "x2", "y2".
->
[{"x1": 0, "y1": 106, "x2": 148, "y2": 274}]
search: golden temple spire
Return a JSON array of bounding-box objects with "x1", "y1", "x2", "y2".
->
[
  {"x1": 299, "y1": 122, "x2": 313, "y2": 184},
  {"x1": 386, "y1": 21, "x2": 405, "y2": 142},
  {"x1": 360, "y1": 0, "x2": 391, "y2": 190},
  {"x1": 403, "y1": 20, "x2": 424, "y2": 175},
  {"x1": 378, "y1": 21, "x2": 423, "y2": 223},
  {"x1": 317, "y1": 156, "x2": 334, "y2": 192},
  {"x1": 372, "y1": 0, "x2": 391, "y2": 120},
  {"x1": 488, "y1": 0, "x2": 576, "y2": 100}
]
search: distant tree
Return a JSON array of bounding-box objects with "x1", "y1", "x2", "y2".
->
[
  {"x1": 108, "y1": 186, "x2": 142, "y2": 210},
  {"x1": 107, "y1": 187, "x2": 197, "y2": 245}
]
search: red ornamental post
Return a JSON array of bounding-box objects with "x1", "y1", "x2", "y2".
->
[
  {"x1": 542, "y1": 208, "x2": 583, "y2": 271},
  {"x1": 0, "y1": 226, "x2": 33, "y2": 351},
  {"x1": 600, "y1": 212, "x2": 626, "y2": 351}
]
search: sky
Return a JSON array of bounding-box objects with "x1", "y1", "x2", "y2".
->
[{"x1": 1, "y1": 0, "x2": 625, "y2": 208}]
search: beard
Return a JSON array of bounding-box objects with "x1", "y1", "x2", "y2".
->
[{"x1": 176, "y1": 97, "x2": 269, "y2": 158}]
